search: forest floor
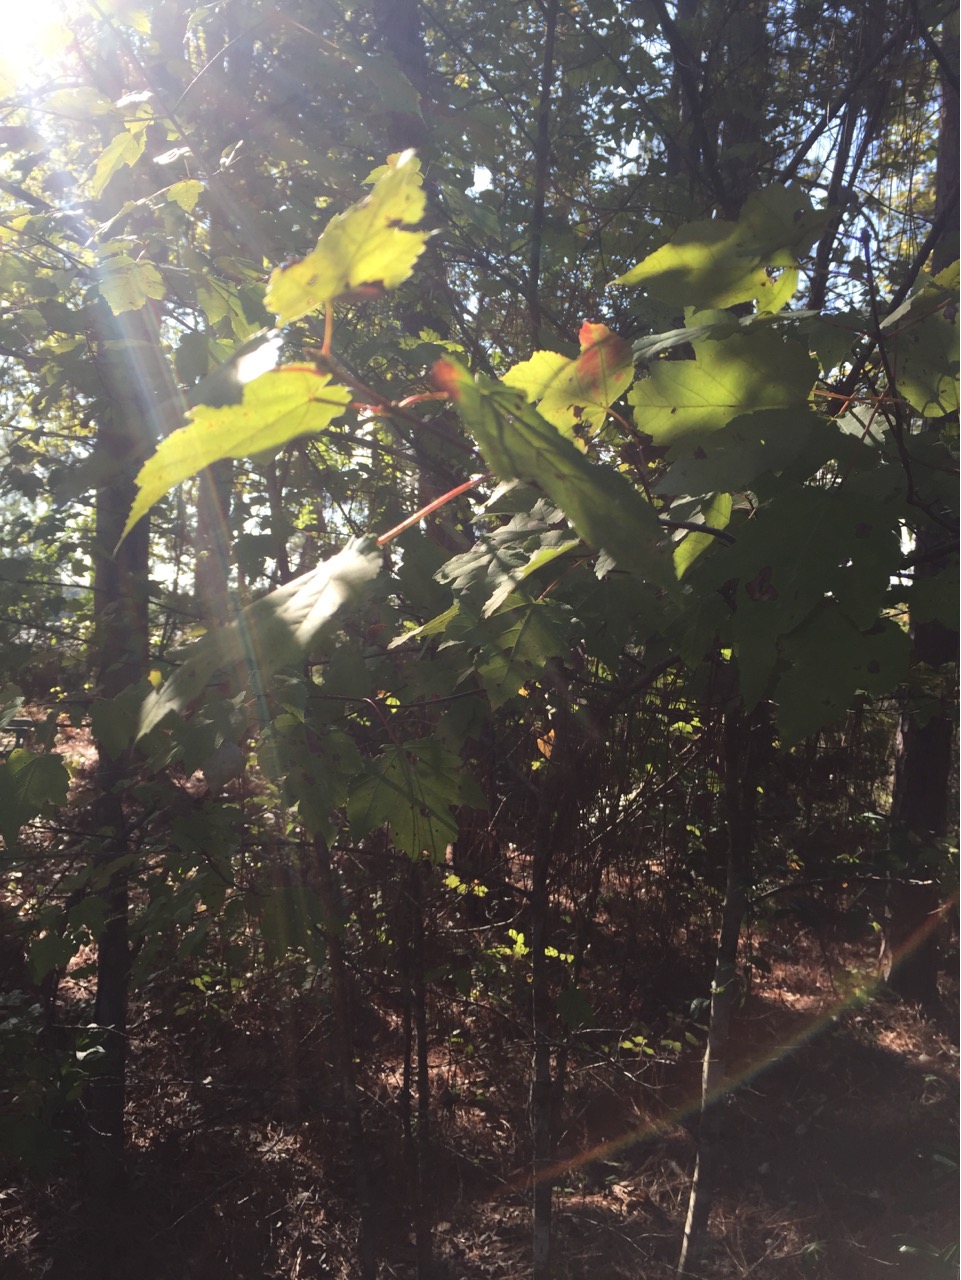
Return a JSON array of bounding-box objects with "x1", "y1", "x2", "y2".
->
[
  {"x1": 0, "y1": 807, "x2": 957, "y2": 1279},
  {"x1": 1, "y1": 742, "x2": 961, "y2": 1280}
]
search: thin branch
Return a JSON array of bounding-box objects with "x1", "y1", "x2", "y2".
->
[
  {"x1": 779, "y1": 13, "x2": 921, "y2": 184},
  {"x1": 901, "y1": 538, "x2": 959, "y2": 569},
  {"x1": 528, "y1": 0, "x2": 560, "y2": 347},
  {"x1": 660, "y1": 518, "x2": 737, "y2": 545},
  {"x1": 833, "y1": 179, "x2": 959, "y2": 407},
  {"x1": 911, "y1": 0, "x2": 961, "y2": 93},
  {"x1": 376, "y1": 474, "x2": 488, "y2": 546},
  {"x1": 641, "y1": 0, "x2": 732, "y2": 213}
]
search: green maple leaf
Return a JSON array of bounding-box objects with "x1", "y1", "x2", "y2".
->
[
  {"x1": 701, "y1": 484, "x2": 902, "y2": 708},
  {"x1": 267, "y1": 725, "x2": 363, "y2": 845},
  {"x1": 137, "y1": 537, "x2": 382, "y2": 739},
  {"x1": 0, "y1": 750, "x2": 70, "y2": 847},
  {"x1": 97, "y1": 251, "x2": 165, "y2": 315},
  {"x1": 121, "y1": 365, "x2": 351, "y2": 543},
  {"x1": 347, "y1": 739, "x2": 484, "y2": 861},
  {"x1": 629, "y1": 323, "x2": 817, "y2": 445},
  {"x1": 434, "y1": 359, "x2": 676, "y2": 589},
  {"x1": 474, "y1": 597, "x2": 574, "y2": 708},
  {"x1": 166, "y1": 180, "x2": 205, "y2": 213},
  {"x1": 89, "y1": 126, "x2": 147, "y2": 199},
  {"x1": 613, "y1": 185, "x2": 823, "y2": 311},
  {"x1": 503, "y1": 321, "x2": 634, "y2": 439},
  {"x1": 659, "y1": 407, "x2": 830, "y2": 497},
  {"x1": 884, "y1": 262, "x2": 960, "y2": 418},
  {"x1": 672, "y1": 492, "x2": 733, "y2": 579},
  {"x1": 265, "y1": 150, "x2": 429, "y2": 325},
  {"x1": 42, "y1": 86, "x2": 114, "y2": 118},
  {"x1": 775, "y1": 607, "x2": 911, "y2": 744}
]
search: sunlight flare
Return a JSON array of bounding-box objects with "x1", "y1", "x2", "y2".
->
[{"x1": 0, "y1": 0, "x2": 74, "y2": 89}]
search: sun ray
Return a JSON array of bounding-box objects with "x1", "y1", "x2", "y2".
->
[{"x1": 0, "y1": 0, "x2": 76, "y2": 90}]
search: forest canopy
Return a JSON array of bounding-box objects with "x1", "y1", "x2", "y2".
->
[{"x1": 0, "y1": 0, "x2": 957, "y2": 1277}]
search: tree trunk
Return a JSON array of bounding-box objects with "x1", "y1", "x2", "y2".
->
[
  {"x1": 530, "y1": 830, "x2": 554, "y2": 1280},
  {"x1": 884, "y1": 602, "x2": 957, "y2": 1009},
  {"x1": 678, "y1": 703, "x2": 765, "y2": 1277},
  {"x1": 313, "y1": 834, "x2": 378, "y2": 1279},
  {"x1": 399, "y1": 858, "x2": 435, "y2": 1278},
  {"x1": 412, "y1": 861, "x2": 434, "y2": 1279},
  {"x1": 84, "y1": 302, "x2": 171, "y2": 1225},
  {"x1": 527, "y1": 684, "x2": 581, "y2": 1280},
  {"x1": 882, "y1": 22, "x2": 959, "y2": 1010}
]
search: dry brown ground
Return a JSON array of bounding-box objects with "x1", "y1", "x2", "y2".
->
[
  {"x1": 1, "y1": 917, "x2": 956, "y2": 1280},
  {"x1": 0, "y1": 721, "x2": 957, "y2": 1277}
]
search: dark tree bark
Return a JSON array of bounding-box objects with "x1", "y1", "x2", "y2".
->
[
  {"x1": 714, "y1": 0, "x2": 773, "y2": 209},
  {"x1": 313, "y1": 834, "x2": 378, "y2": 1279},
  {"x1": 399, "y1": 858, "x2": 435, "y2": 1278},
  {"x1": 84, "y1": 302, "x2": 172, "y2": 1219},
  {"x1": 528, "y1": 0, "x2": 560, "y2": 347},
  {"x1": 884, "y1": 610, "x2": 957, "y2": 1008},
  {"x1": 882, "y1": 23, "x2": 959, "y2": 1010},
  {"x1": 530, "y1": 826, "x2": 554, "y2": 1280},
  {"x1": 527, "y1": 684, "x2": 582, "y2": 1280},
  {"x1": 412, "y1": 861, "x2": 434, "y2": 1279},
  {"x1": 678, "y1": 703, "x2": 766, "y2": 1277}
]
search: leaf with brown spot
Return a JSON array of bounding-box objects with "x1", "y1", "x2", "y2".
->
[{"x1": 502, "y1": 321, "x2": 633, "y2": 440}]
